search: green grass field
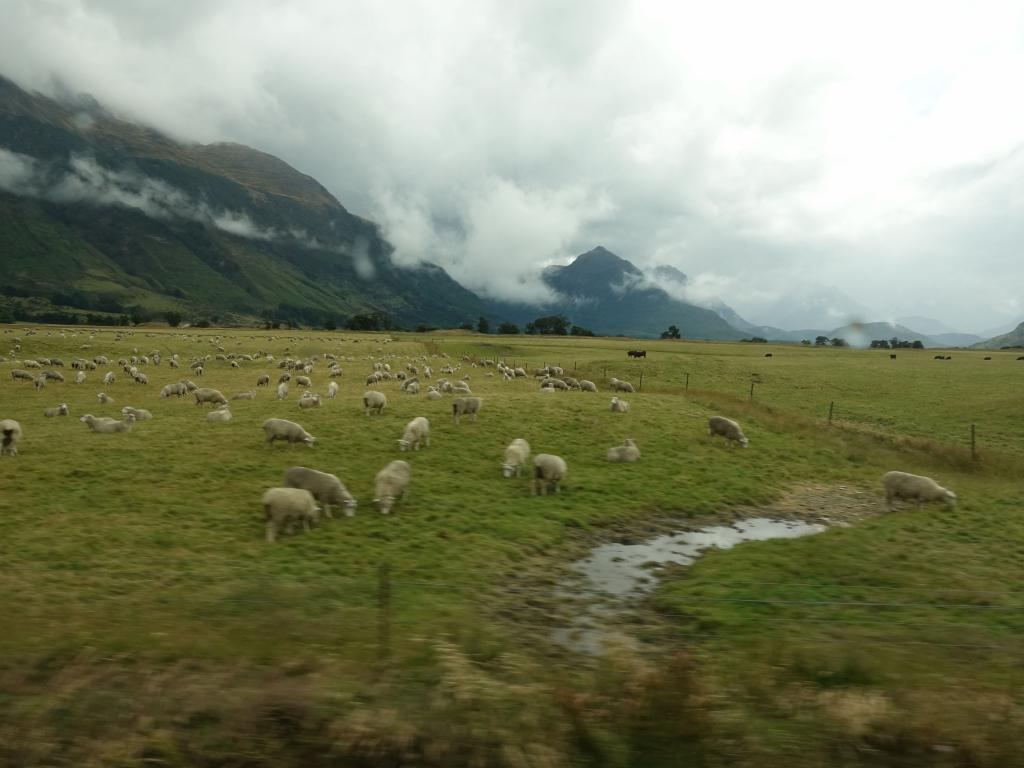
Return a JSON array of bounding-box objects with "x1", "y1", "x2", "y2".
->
[{"x1": 1, "y1": 326, "x2": 1022, "y2": 767}]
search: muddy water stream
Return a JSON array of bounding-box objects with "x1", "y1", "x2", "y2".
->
[{"x1": 553, "y1": 518, "x2": 826, "y2": 654}]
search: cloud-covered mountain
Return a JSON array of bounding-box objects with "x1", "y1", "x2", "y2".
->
[{"x1": 0, "y1": 75, "x2": 489, "y2": 326}]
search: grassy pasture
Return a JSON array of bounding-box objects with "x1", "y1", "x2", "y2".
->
[{"x1": 0, "y1": 326, "x2": 1022, "y2": 766}]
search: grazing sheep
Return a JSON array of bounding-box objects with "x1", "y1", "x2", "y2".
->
[
  {"x1": 295, "y1": 375, "x2": 312, "y2": 388},
  {"x1": 262, "y1": 487, "x2": 320, "y2": 542},
  {"x1": 397, "y1": 416, "x2": 430, "y2": 452},
  {"x1": 363, "y1": 390, "x2": 387, "y2": 415},
  {"x1": 426, "y1": 390, "x2": 442, "y2": 401},
  {"x1": 882, "y1": 471, "x2": 957, "y2": 512},
  {"x1": 540, "y1": 378, "x2": 569, "y2": 390},
  {"x1": 452, "y1": 396, "x2": 483, "y2": 424},
  {"x1": 562, "y1": 376, "x2": 580, "y2": 389},
  {"x1": 606, "y1": 438, "x2": 641, "y2": 463},
  {"x1": 533, "y1": 454, "x2": 567, "y2": 496},
  {"x1": 502, "y1": 438, "x2": 531, "y2": 478},
  {"x1": 10, "y1": 369, "x2": 33, "y2": 382},
  {"x1": 610, "y1": 396, "x2": 630, "y2": 413},
  {"x1": 374, "y1": 460, "x2": 411, "y2": 515},
  {"x1": 262, "y1": 418, "x2": 316, "y2": 447},
  {"x1": 233, "y1": 390, "x2": 257, "y2": 400},
  {"x1": 33, "y1": 375, "x2": 46, "y2": 391},
  {"x1": 708, "y1": 415, "x2": 749, "y2": 447},
  {"x1": 103, "y1": 372, "x2": 116, "y2": 385},
  {"x1": 194, "y1": 387, "x2": 229, "y2": 407},
  {"x1": 42, "y1": 370, "x2": 65, "y2": 382},
  {"x1": 44, "y1": 403, "x2": 69, "y2": 418},
  {"x1": 80, "y1": 413, "x2": 134, "y2": 433},
  {"x1": 276, "y1": 382, "x2": 289, "y2": 400},
  {"x1": 327, "y1": 381, "x2": 339, "y2": 398},
  {"x1": 1, "y1": 419, "x2": 22, "y2": 456},
  {"x1": 298, "y1": 393, "x2": 322, "y2": 409},
  {"x1": 579, "y1": 379, "x2": 597, "y2": 392},
  {"x1": 120, "y1": 406, "x2": 153, "y2": 421},
  {"x1": 207, "y1": 407, "x2": 232, "y2": 422},
  {"x1": 451, "y1": 383, "x2": 472, "y2": 395},
  {"x1": 278, "y1": 372, "x2": 292, "y2": 384},
  {"x1": 257, "y1": 374, "x2": 271, "y2": 387},
  {"x1": 97, "y1": 392, "x2": 114, "y2": 405},
  {"x1": 75, "y1": 371, "x2": 86, "y2": 384},
  {"x1": 609, "y1": 377, "x2": 635, "y2": 393},
  {"x1": 405, "y1": 381, "x2": 420, "y2": 395},
  {"x1": 283, "y1": 466, "x2": 357, "y2": 517}
]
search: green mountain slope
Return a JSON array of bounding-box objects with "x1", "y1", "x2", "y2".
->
[
  {"x1": 0, "y1": 75, "x2": 489, "y2": 326},
  {"x1": 974, "y1": 322, "x2": 1024, "y2": 349}
]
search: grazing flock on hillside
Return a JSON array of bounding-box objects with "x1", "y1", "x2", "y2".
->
[{"x1": 0, "y1": 327, "x2": 959, "y2": 542}]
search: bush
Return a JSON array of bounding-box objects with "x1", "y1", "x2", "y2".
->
[
  {"x1": 497, "y1": 322, "x2": 519, "y2": 335},
  {"x1": 164, "y1": 311, "x2": 183, "y2": 328}
]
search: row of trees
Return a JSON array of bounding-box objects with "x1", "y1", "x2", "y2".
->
[{"x1": 870, "y1": 338, "x2": 925, "y2": 349}]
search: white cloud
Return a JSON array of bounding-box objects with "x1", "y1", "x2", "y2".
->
[{"x1": 0, "y1": 0, "x2": 1022, "y2": 329}]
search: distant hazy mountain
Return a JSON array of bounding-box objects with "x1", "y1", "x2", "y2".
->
[
  {"x1": 486, "y1": 247, "x2": 745, "y2": 339},
  {"x1": 976, "y1": 320, "x2": 1023, "y2": 339},
  {"x1": 973, "y1": 322, "x2": 1024, "y2": 349},
  {"x1": 0, "y1": 75, "x2": 489, "y2": 326},
  {"x1": 894, "y1": 316, "x2": 958, "y2": 336}
]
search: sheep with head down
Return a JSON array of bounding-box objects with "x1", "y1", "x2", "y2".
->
[
  {"x1": 363, "y1": 390, "x2": 387, "y2": 415},
  {"x1": 708, "y1": 416, "x2": 748, "y2": 447},
  {"x1": 882, "y1": 471, "x2": 956, "y2": 512},
  {"x1": 502, "y1": 438, "x2": 530, "y2": 478},
  {"x1": 533, "y1": 454, "x2": 567, "y2": 496},
  {"x1": 610, "y1": 396, "x2": 630, "y2": 413},
  {"x1": 283, "y1": 466, "x2": 357, "y2": 517},
  {"x1": 452, "y1": 396, "x2": 482, "y2": 424},
  {"x1": 262, "y1": 418, "x2": 316, "y2": 447},
  {"x1": 262, "y1": 487, "x2": 320, "y2": 542},
  {"x1": 397, "y1": 416, "x2": 430, "y2": 452},
  {"x1": 374, "y1": 460, "x2": 411, "y2": 514},
  {"x1": 194, "y1": 388, "x2": 228, "y2": 407},
  {"x1": 1, "y1": 419, "x2": 22, "y2": 457}
]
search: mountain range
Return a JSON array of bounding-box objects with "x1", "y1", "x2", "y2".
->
[{"x1": 0, "y1": 75, "x2": 1016, "y2": 347}]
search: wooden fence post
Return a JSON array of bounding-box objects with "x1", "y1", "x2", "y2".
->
[
  {"x1": 828, "y1": 401, "x2": 834, "y2": 425},
  {"x1": 638, "y1": 371, "x2": 643, "y2": 392},
  {"x1": 971, "y1": 424, "x2": 977, "y2": 460},
  {"x1": 685, "y1": 372, "x2": 689, "y2": 392}
]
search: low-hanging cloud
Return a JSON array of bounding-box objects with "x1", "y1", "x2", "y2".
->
[{"x1": 1, "y1": 1, "x2": 1023, "y2": 331}]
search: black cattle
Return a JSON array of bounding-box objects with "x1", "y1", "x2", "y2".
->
[
  {"x1": 890, "y1": 354, "x2": 897, "y2": 359},
  {"x1": 627, "y1": 350, "x2": 647, "y2": 359}
]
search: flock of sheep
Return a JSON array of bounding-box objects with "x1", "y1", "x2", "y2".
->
[{"x1": 0, "y1": 327, "x2": 958, "y2": 543}]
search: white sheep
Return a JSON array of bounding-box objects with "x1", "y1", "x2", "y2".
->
[
  {"x1": 374, "y1": 460, "x2": 411, "y2": 515},
  {"x1": 121, "y1": 406, "x2": 153, "y2": 421},
  {"x1": 397, "y1": 416, "x2": 430, "y2": 452},
  {"x1": 579, "y1": 379, "x2": 597, "y2": 392},
  {"x1": 327, "y1": 381, "x2": 339, "y2": 398},
  {"x1": 276, "y1": 382, "x2": 289, "y2": 400},
  {"x1": 0, "y1": 419, "x2": 22, "y2": 456},
  {"x1": 533, "y1": 454, "x2": 567, "y2": 496},
  {"x1": 540, "y1": 378, "x2": 569, "y2": 391},
  {"x1": 103, "y1": 372, "x2": 116, "y2": 385},
  {"x1": 452, "y1": 396, "x2": 482, "y2": 424},
  {"x1": 262, "y1": 487, "x2": 321, "y2": 542},
  {"x1": 283, "y1": 466, "x2": 357, "y2": 517},
  {"x1": 33, "y1": 375, "x2": 46, "y2": 391},
  {"x1": 263, "y1": 418, "x2": 316, "y2": 447},
  {"x1": 363, "y1": 390, "x2": 387, "y2": 415},
  {"x1": 502, "y1": 438, "x2": 531, "y2": 478},
  {"x1": 43, "y1": 403, "x2": 70, "y2": 418},
  {"x1": 708, "y1": 415, "x2": 748, "y2": 447},
  {"x1": 80, "y1": 413, "x2": 134, "y2": 433},
  {"x1": 97, "y1": 392, "x2": 114, "y2": 405},
  {"x1": 75, "y1": 371, "x2": 86, "y2": 384},
  {"x1": 232, "y1": 390, "x2": 257, "y2": 400},
  {"x1": 405, "y1": 381, "x2": 420, "y2": 395},
  {"x1": 194, "y1": 387, "x2": 228, "y2": 407},
  {"x1": 610, "y1": 396, "x2": 630, "y2": 413},
  {"x1": 206, "y1": 406, "x2": 232, "y2": 422},
  {"x1": 609, "y1": 377, "x2": 635, "y2": 393},
  {"x1": 426, "y1": 390, "x2": 442, "y2": 401},
  {"x1": 257, "y1": 374, "x2": 271, "y2": 387},
  {"x1": 882, "y1": 471, "x2": 957, "y2": 511},
  {"x1": 606, "y1": 438, "x2": 641, "y2": 463},
  {"x1": 298, "y1": 393, "x2": 322, "y2": 409},
  {"x1": 295, "y1": 375, "x2": 312, "y2": 388}
]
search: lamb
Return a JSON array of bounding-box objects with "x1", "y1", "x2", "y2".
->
[
  {"x1": 363, "y1": 390, "x2": 387, "y2": 415},
  {"x1": 606, "y1": 438, "x2": 641, "y2": 463},
  {"x1": 232, "y1": 390, "x2": 257, "y2": 400},
  {"x1": 502, "y1": 438, "x2": 531, "y2": 478},
  {"x1": 257, "y1": 374, "x2": 271, "y2": 387},
  {"x1": 882, "y1": 471, "x2": 957, "y2": 512},
  {"x1": 298, "y1": 393, "x2": 322, "y2": 409},
  {"x1": 579, "y1": 379, "x2": 598, "y2": 392},
  {"x1": 194, "y1": 387, "x2": 229, "y2": 407},
  {"x1": 1, "y1": 419, "x2": 22, "y2": 456},
  {"x1": 262, "y1": 487, "x2": 321, "y2": 542},
  {"x1": 262, "y1": 418, "x2": 316, "y2": 447},
  {"x1": 284, "y1": 466, "x2": 357, "y2": 517},
  {"x1": 374, "y1": 460, "x2": 411, "y2": 514},
  {"x1": 610, "y1": 396, "x2": 630, "y2": 413},
  {"x1": 327, "y1": 381, "x2": 339, "y2": 398},
  {"x1": 207, "y1": 407, "x2": 232, "y2": 422},
  {"x1": 609, "y1": 377, "x2": 635, "y2": 393},
  {"x1": 708, "y1": 415, "x2": 749, "y2": 447},
  {"x1": 452, "y1": 396, "x2": 483, "y2": 424},
  {"x1": 533, "y1": 454, "x2": 567, "y2": 496},
  {"x1": 80, "y1": 413, "x2": 134, "y2": 433},
  {"x1": 120, "y1": 406, "x2": 153, "y2": 421},
  {"x1": 44, "y1": 403, "x2": 70, "y2": 418},
  {"x1": 97, "y1": 392, "x2": 114, "y2": 405},
  {"x1": 397, "y1": 416, "x2": 430, "y2": 452}
]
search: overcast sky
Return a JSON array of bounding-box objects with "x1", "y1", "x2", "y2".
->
[{"x1": 1, "y1": 0, "x2": 1022, "y2": 332}]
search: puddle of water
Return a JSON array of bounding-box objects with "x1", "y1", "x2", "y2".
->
[{"x1": 553, "y1": 518, "x2": 826, "y2": 654}]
